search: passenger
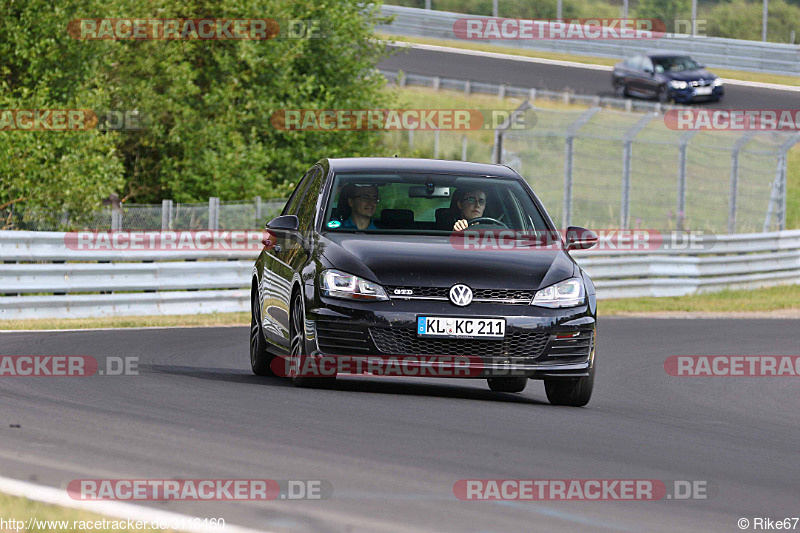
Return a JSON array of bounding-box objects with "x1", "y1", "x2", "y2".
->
[{"x1": 342, "y1": 185, "x2": 379, "y2": 230}]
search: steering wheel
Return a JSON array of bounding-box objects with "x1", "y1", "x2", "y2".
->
[{"x1": 467, "y1": 217, "x2": 508, "y2": 229}]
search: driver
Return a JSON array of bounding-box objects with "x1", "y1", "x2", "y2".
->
[
  {"x1": 453, "y1": 189, "x2": 487, "y2": 231},
  {"x1": 342, "y1": 184, "x2": 379, "y2": 230}
]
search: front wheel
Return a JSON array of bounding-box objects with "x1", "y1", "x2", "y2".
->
[
  {"x1": 544, "y1": 366, "x2": 594, "y2": 407},
  {"x1": 288, "y1": 292, "x2": 333, "y2": 388},
  {"x1": 487, "y1": 377, "x2": 528, "y2": 393}
]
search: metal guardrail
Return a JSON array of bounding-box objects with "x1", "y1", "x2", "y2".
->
[
  {"x1": 1, "y1": 230, "x2": 799, "y2": 319},
  {"x1": 379, "y1": 5, "x2": 800, "y2": 76}
]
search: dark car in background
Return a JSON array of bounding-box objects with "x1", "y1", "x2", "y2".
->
[
  {"x1": 612, "y1": 52, "x2": 724, "y2": 103},
  {"x1": 250, "y1": 158, "x2": 599, "y2": 406}
]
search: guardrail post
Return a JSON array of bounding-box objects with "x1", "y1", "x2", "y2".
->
[
  {"x1": 433, "y1": 76, "x2": 440, "y2": 91},
  {"x1": 433, "y1": 129, "x2": 440, "y2": 159},
  {"x1": 498, "y1": 85, "x2": 506, "y2": 99},
  {"x1": 408, "y1": 129, "x2": 414, "y2": 150},
  {"x1": 465, "y1": 80, "x2": 471, "y2": 95},
  {"x1": 255, "y1": 196, "x2": 262, "y2": 225},
  {"x1": 461, "y1": 135, "x2": 468, "y2": 161},
  {"x1": 620, "y1": 113, "x2": 656, "y2": 229},
  {"x1": 209, "y1": 197, "x2": 220, "y2": 230},
  {"x1": 161, "y1": 199, "x2": 173, "y2": 230}
]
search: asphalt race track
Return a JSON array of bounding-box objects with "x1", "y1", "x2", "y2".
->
[
  {"x1": 378, "y1": 46, "x2": 800, "y2": 110},
  {"x1": 1, "y1": 319, "x2": 799, "y2": 532}
]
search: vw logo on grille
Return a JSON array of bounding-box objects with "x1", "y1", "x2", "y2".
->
[{"x1": 449, "y1": 284, "x2": 473, "y2": 306}]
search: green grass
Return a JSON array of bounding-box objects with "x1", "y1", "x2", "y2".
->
[
  {"x1": 380, "y1": 33, "x2": 800, "y2": 87},
  {"x1": 600, "y1": 284, "x2": 800, "y2": 315},
  {"x1": 0, "y1": 312, "x2": 249, "y2": 330},
  {"x1": 0, "y1": 492, "x2": 172, "y2": 532}
]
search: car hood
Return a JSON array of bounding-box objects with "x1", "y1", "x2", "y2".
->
[
  {"x1": 318, "y1": 233, "x2": 576, "y2": 291},
  {"x1": 664, "y1": 69, "x2": 716, "y2": 82}
]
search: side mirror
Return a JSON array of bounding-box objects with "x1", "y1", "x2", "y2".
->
[
  {"x1": 565, "y1": 226, "x2": 598, "y2": 251},
  {"x1": 266, "y1": 215, "x2": 299, "y2": 231}
]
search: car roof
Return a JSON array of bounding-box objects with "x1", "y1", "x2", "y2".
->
[
  {"x1": 324, "y1": 157, "x2": 520, "y2": 178},
  {"x1": 643, "y1": 50, "x2": 692, "y2": 58}
]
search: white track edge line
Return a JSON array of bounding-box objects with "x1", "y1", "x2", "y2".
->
[{"x1": 0, "y1": 475, "x2": 270, "y2": 533}]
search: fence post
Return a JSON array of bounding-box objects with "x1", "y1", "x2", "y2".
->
[
  {"x1": 763, "y1": 133, "x2": 800, "y2": 231},
  {"x1": 161, "y1": 199, "x2": 173, "y2": 230},
  {"x1": 461, "y1": 135, "x2": 468, "y2": 161},
  {"x1": 676, "y1": 131, "x2": 699, "y2": 231},
  {"x1": 728, "y1": 132, "x2": 755, "y2": 233},
  {"x1": 408, "y1": 129, "x2": 414, "y2": 150},
  {"x1": 493, "y1": 100, "x2": 532, "y2": 165},
  {"x1": 621, "y1": 113, "x2": 657, "y2": 229},
  {"x1": 255, "y1": 196, "x2": 262, "y2": 225},
  {"x1": 209, "y1": 197, "x2": 220, "y2": 230},
  {"x1": 433, "y1": 129, "x2": 440, "y2": 159},
  {"x1": 563, "y1": 107, "x2": 600, "y2": 228}
]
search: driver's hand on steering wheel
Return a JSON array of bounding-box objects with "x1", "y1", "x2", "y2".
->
[{"x1": 453, "y1": 219, "x2": 469, "y2": 231}]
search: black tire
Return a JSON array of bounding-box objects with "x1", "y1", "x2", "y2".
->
[
  {"x1": 288, "y1": 291, "x2": 333, "y2": 388},
  {"x1": 613, "y1": 79, "x2": 628, "y2": 98},
  {"x1": 487, "y1": 376, "x2": 528, "y2": 393},
  {"x1": 250, "y1": 284, "x2": 275, "y2": 376},
  {"x1": 544, "y1": 366, "x2": 594, "y2": 407},
  {"x1": 657, "y1": 85, "x2": 671, "y2": 104}
]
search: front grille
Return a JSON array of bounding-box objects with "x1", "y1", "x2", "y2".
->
[
  {"x1": 370, "y1": 327, "x2": 549, "y2": 357},
  {"x1": 315, "y1": 321, "x2": 372, "y2": 354},
  {"x1": 387, "y1": 286, "x2": 533, "y2": 304},
  {"x1": 690, "y1": 80, "x2": 711, "y2": 87}
]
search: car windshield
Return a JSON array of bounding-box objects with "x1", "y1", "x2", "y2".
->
[
  {"x1": 322, "y1": 172, "x2": 550, "y2": 234},
  {"x1": 653, "y1": 56, "x2": 700, "y2": 72}
]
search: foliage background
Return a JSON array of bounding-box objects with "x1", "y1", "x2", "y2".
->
[{"x1": 1, "y1": 0, "x2": 395, "y2": 216}]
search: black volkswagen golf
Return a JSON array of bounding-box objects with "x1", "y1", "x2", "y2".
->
[{"x1": 250, "y1": 158, "x2": 598, "y2": 406}]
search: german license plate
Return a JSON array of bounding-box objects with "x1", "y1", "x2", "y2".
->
[
  {"x1": 417, "y1": 317, "x2": 506, "y2": 339},
  {"x1": 694, "y1": 86, "x2": 712, "y2": 95}
]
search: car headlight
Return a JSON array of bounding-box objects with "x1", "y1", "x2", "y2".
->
[
  {"x1": 531, "y1": 278, "x2": 585, "y2": 308},
  {"x1": 712, "y1": 78, "x2": 723, "y2": 87},
  {"x1": 668, "y1": 80, "x2": 688, "y2": 90},
  {"x1": 320, "y1": 269, "x2": 388, "y2": 301}
]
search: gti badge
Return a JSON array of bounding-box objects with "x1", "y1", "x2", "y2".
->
[{"x1": 449, "y1": 284, "x2": 473, "y2": 306}]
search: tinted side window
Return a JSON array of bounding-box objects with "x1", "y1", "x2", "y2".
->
[
  {"x1": 296, "y1": 168, "x2": 323, "y2": 233},
  {"x1": 282, "y1": 169, "x2": 315, "y2": 217},
  {"x1": 641, "y1": 57, "x2": 654, "y2": 72},
  {"x1": 628, "y1": 55, "x2": 643, "y2": 70}
]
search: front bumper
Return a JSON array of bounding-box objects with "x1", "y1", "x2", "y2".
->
[
  {"x1": 303, "y1": 297, "x2": 596, "y2": 379},
  {"x1": 671, "y1": 85, "x2": 724, "y2": 103}
]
